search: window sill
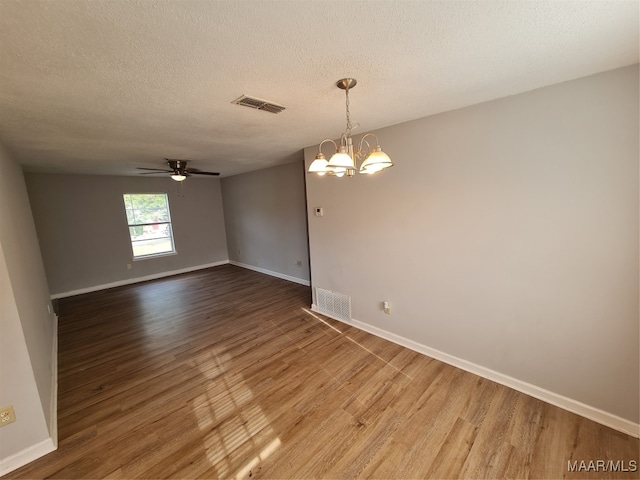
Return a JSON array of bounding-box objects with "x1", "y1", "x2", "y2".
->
[{"x1": 133, "y1": 251, "x2": 177, "y2": 261}]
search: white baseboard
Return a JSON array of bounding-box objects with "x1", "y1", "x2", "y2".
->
[
  {"x1": 229, "y1": 261, "x2": 310, "y2": 286},
  {"x1": 0, "y1": 438, "x2": 56, "y2": 476},
  {"x1": 50, "y1": 261, "x2": 230, "y2": 299},
  {"x1": 50, "y1": 314, "x2": 58, "y2": 447},
  {"x1": 311, "y1": 305, "x2": 640, "y2": 438}
]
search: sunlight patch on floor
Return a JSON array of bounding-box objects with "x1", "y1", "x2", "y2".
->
[
  {"x1": 302, "y1": 308, "x2": 412, "y2": 380},
  {"x1": 302, "y1": 308, "x2": 344, "y2": 333},
  {"x1": 192, "y1": 349, "x2": 232, "y2": 379},
  {"x1": 192, "y1": 348, "x2": 281, "y2": 478},
  {"x1": 235, "y1": 437, "x2": 282, "y2": 479}
]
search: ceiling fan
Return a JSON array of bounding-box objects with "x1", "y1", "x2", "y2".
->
[{"x1": 137, "y1": 159, "x2": 220, "y2": 182}]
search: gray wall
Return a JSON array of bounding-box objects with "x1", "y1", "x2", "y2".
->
[
  {"x1": 305, "y1": 65, "x2": 639, "y2": 424},
  {"x1": 221, "y1": 160, "x2": 310, "y2": 284},
  {"x1": 0, "y1": 143, "x2": 54, "y2": 461},
  {"x1": 25, "y1": 174, "x2": 228, "y2": 296}
]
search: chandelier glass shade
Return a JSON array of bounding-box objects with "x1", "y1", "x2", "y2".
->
[{"x1": 308, "y1": 78, "x2": 393, "y2": 177}]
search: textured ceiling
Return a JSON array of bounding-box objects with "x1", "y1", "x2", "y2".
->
[{"x1": 0, "y1": 1, "x2": 638, "y2": 178}]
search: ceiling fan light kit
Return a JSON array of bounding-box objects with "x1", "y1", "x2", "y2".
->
[{"x1": 308, "y1": 78, "x2": 393, "y2": 177}]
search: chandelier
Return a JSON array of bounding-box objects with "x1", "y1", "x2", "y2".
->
[{"x1": 308, "y1": 78, "x2": 393, "y2": 177}]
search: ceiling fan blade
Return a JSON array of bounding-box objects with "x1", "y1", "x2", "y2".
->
[
  {"x1": 137, "y1": 167, "x2": 172, "y2": 172},
  {"x1": 186, "y1": 169, "x2": 220, "y2": 176},
  {"x1": 139, "y1": 172, "x2": 167, "y2": 175}
]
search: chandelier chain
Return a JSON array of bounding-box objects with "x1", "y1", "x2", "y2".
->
[{"x1": 345, "y1": 85, "x2": 352, "y2": 135}]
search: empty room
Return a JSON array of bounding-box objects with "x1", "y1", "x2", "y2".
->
[{"x1": 0, "y1": 1, "x2": 638, "y2": 479}]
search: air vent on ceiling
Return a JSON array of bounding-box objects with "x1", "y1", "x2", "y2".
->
[{"x1": 231, "y1": 95, "x2": 286, "y2": 114}]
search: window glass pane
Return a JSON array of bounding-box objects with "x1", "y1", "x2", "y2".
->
[
  {"x1": 130, "y1": 194, "x2": 167, "y2": 210},
  {"x1": 134, "y1": 208, "x2": 169, "y2": 224},
  {"x1": 125, "y1": 208, "x2": 135, "y2": 224},
  {"x1": 129, "y1": 224, "x2": 171, "y2": 241},
  {"x1": 129, "y1": 225, "x2": 144, "y2": 239},
  {"x1": 131, "y1": 238, "x2": 174, "y2": 257},
  {"x1": 153, "y1": 209, "x2": 170, "y2": 222}
]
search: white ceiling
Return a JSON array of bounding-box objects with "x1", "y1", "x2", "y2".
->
[{"x1": 0, "y1": 1, "x2": 638, "y2": 178}]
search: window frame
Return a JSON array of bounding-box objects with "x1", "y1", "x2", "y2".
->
[{"x1": 123, "y1": 193, "x2": 177, "y2": 260}]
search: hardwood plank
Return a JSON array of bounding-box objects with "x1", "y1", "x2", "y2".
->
[
  {"x1": 424, "y1": 417, "x2": 479, "y2": 479},
  {"x1": 459, "y1": 386, "x2": 521, "y2": 478}
]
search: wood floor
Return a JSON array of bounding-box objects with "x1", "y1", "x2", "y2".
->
[{"x1": 6, "y1": 265, "x2": 638, "y2": 479}]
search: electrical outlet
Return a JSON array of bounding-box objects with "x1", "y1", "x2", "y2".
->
[
  {"x1": 127, "y1": 263, "x2": 132, "y2": 270},
  {"x1": 0, "y1": 406, "x2": 16, "y2": 427},
  {"x1": 295, "y1": 260, "x2": 302, "y2": 267}
]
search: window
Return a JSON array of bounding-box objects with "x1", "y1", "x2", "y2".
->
[{"x1": 123, "y1": 193, "x2": 175, "y2": 259}]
